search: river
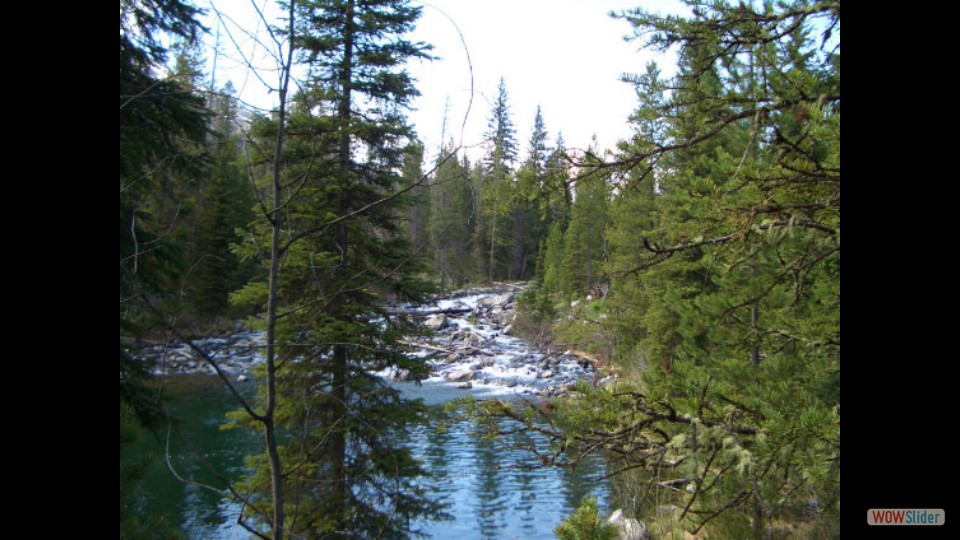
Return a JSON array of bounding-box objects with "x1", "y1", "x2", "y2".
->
[{"x1": 130, "y1": 288, "x2": 612, "y2": 539}]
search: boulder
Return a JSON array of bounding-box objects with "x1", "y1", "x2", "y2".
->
[
  {"x1": 445, "y1": 370, "x2": 474, "y2": 383},
  {"x1": 608, "y1": 509, "x2": 648, "y2": 540},
  {"x1": 424, "y1": 314, "x2": 448, "y2": 331},
  {"x1": 455, "y1": 382, "x2": 473, "y2": 390}
]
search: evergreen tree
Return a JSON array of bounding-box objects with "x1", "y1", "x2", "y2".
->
[
  {"x1": 502, "y1": 2, "x2": 839, "y2": 537},
  {"x1": 599, "y1": 2, "x2": 839, "y2": 535},
  {"x1": 402, "y1": 141, "x2": 432, "y2": 257},
  {"x1": 468, "y1": 158, "x2": 491, "y2": 281},
  {"x1": 539, "y1": 220, "x2": 565, "y2": 299},
  {"x1": 559, "y1": 143, "x2": 610, "y2": 298},
  {"x1": 539, "y1": 131, "x2": 572, "y2": 233},
  {"x1": 553, "y1": 497, "x2": 618, "y2": 540},
  {"x1": 509, "y1": 106, "x2": 551, "y2": 281},
  {"x1": 526, "y1": 106, "x2": 549, "y2": 173},
  {"x1": 484, "y1": 77, "x2": 518, "y2": 167},
  {"x1": 120, "y1": 0, "x2": 207, "y2": 536},
  {"x1": 429, "y1": 140, "x2": 473, "y2": 287},
  {"x1": 480, "y1": 78, "x2": 518, "y2": 280},
  {"x1": 191, "y1": 81, "x2": 255, "y2": 319},
  {"x1": 231, "y1": 1, "x2": 446, "y2": 537}
]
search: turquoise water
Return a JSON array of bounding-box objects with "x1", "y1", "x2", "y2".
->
[{"x1": 132, "y1": 376, "x2": 609, "y2": 539}]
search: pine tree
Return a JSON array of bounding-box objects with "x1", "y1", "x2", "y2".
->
[
  {"x1": 509, "y1": 106, "x2": 551, "y2": 281},
  {"x1": 191, "y1": 81, "x2": 255, "y2": 319},
  {"x1": 484, "y1": 77, "x2": 518, "y2": 168},
  {"x1": 480, "y1": 78, "x2": 518, "y2": 281},
  {"x1": 230, "y1": 1, "x2": 447, "y2": 537},
  {"x1": 402, "y1": 141, "x2": 431, "y2": 257},
  {"x1": 559, "y1": 143, "x2": 610, "y2": 298},
  {"x1": 509, "y1": 2, "x2": 839, "y2": 537},
  {"x1": 429, "y1": 140, "x2": 473, "y2": 287},
  {"x1": 539, "y1": 220, "x2": 565, "y2": 298},
  {"x1": 543, "y1": 132, "x2": 572, "y2": 228},
  {"x1": 593, "y1": 2, "x2": 839, "y2": 535}
]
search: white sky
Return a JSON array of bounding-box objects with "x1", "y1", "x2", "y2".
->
[
  {"x1": 201, "y1": 0, "x2": 686, "y2": 164},
  {"x1": 407, "y1": 0, "x2": 685, "y2": 163}
]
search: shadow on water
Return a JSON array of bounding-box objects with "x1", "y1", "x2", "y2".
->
[
  {"x1": 133, "y1": 377, "x2": 610, "y2": 539},
  {"x1": 130, "y1": 375, "x2": 260, "y2": 540}
]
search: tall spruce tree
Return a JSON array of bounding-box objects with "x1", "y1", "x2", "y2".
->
[
  {"x1": 402, "y1": 141, "x2": 432, "y2": 256},
  {"x1": 191, "y1": 81, "x2": 255, "y2": 319},
  {"x1": 480, "y1": 78, "x2": 518, "y2": 280},
  {"x1": 558, "y1": 143, "x2": 610, "y2": 298},
  {"x1": 509, "y1": 106, "x2": 550, "y2": 280},
  {"x1": 429, "y1": 140, "x2": 473, "y2": 287},
  {"x1": 230, "y1": 1, "x2": 446, "y2": 537}
]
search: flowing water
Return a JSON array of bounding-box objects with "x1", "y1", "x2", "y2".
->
[{"x1": 130, "y1": 288, "x2": 611, "y2": 538}]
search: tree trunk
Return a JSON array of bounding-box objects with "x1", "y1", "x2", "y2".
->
[
  {"x1": 489, "y1": 212, "x2": 497, "y2": 282},
  {"x1": 511, "y1": 206, "x2": 524, "y2": 280},
  {"x1": 330, "y1": 1, "x2": 356, "y2": 532},
  {"x1": 263, "y1": 3, "x2": 296, "y2": 538}
]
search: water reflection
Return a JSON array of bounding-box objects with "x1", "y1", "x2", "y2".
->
[
  {"x1": 396, "y1": 381, "x2": 610, "y2": 540},
  {"x1": 136, "y1": 377, "x2": 609, "y2": 539}
]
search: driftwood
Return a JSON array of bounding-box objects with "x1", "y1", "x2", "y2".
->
[
  {"x1": 657, "y1": 477, "x2": 695, "y2": 489},
  {"x1": 399, "y1": 340, "x2": 459, "y2": 356},
  {"x1": 399, "y1": 338, "x2": 490, "y2": 358}
]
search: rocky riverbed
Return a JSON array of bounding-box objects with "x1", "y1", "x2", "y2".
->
[
  {"x1": 136, "y1": 285, "x2": 612, "y2": 396},
  {"x1": 137, "y1": 328, "x2": 264, "y2": 379},
  {"x1": 386, "y1": 284, "x2": 611, "y2": 397}
]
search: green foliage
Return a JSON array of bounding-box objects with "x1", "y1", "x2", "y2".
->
[
  {"x1": 429, "y1": 143, "x2": 475, "y2": 287},
  {"x1": 403, "y1": 142, "x2": 433, "y2": 259},
  {"x1": 120, "y1": 2, "x2": 207, "y2": 535},
  {"x1": 187, "y1": 83, "x2": 257, "y2": 319},
  {"x1": 510, "y1": 1, "x2": 840, "y2": 536},
  {"x1": 559, "y1": 164, "x2": 610, "y2": 297},
  {"x1": 229, "y1": 1, "x2": 448, "y2": 537},
  {"x1": 484, "y1": 77, "x2": 519, "y2": 168},
  {"x1": 554, "y1": 497, "x2": 618, "y2": 540}
]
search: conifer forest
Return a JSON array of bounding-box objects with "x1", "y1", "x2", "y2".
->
[{"x1": 121, "y1": 1, "x2": 840, "y2": 538}]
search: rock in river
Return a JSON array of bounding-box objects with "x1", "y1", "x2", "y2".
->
[
  {"x1": 424, "y1": 314, "x2": 448, "y2": 331},
  {"x1": 445, "y1": 369, "x2": 474, "y2": 383}
]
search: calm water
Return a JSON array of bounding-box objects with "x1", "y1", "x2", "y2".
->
[{"x1": 132, "y1": 376, "x2": 609, "y2": 539}]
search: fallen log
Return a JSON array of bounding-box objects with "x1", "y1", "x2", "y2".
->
[{"x1": 399, "y1": 339, "x2": 460, "y2": 356}]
